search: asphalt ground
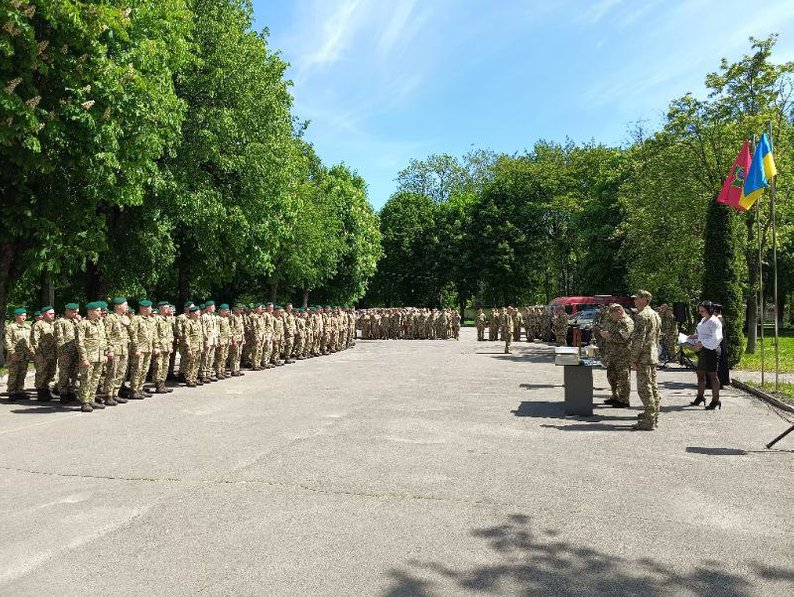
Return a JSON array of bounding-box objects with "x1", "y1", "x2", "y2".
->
[{"x1": 0, "y1": 328, "x2": 792, "y2": 596}]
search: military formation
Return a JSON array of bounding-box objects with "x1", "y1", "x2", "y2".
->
[
  {"x1": 475, "y1": 306, "x2": 570, "y2": 346},
  {"x1": 358, "y1": 308, "x2": 460, "y2": 340},
  {"x1": 3, "y1": 300, "x2": 357, "y2": 413}
]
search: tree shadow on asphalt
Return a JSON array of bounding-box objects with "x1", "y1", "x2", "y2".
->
[{"x1": 383, "y1": 514, "x2": 773, "y2": 596}]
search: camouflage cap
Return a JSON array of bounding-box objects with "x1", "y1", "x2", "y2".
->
[{"x1": 632, "y1": 290, "x2": 652, "y2": 301}]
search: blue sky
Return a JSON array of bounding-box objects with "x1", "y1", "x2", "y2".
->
[{"x1": 250, "y1": 0, "x2": 794, "y2": 209}]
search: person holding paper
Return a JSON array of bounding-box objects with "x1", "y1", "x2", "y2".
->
[{"x1": 689, "y1": 301, "x2": 723, "y2": 409}]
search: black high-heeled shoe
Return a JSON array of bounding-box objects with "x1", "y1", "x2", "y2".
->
[
  {"x1": 690, "y1": 395, "x2": 706, "y2": 406},
  {"x1": 705, "y1": 400, "x2": 721, "y2": 410}
]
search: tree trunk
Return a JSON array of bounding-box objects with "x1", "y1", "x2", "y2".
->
[
  {"x1": 269, "y1": 281, "x2": 278, "y2": 303},
  {"x1": 178, "y1": 262, "x2": 190, "y2": 305},
  {"x1": 40, "y1": 270, "x2": 54, "y2": 309},
  {"x1": 302, "y1": 285, "x2": 309, "y2": 308},
  {"x1": 745, "y1": 294, "x2": 757, "y2": 353},
  {"x1": 85, "y1": 260, "x2": 104, "y2": 301}
]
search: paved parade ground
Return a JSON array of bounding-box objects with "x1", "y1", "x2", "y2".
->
[{"x1": 1, "y1": 328, "x2": 792, "y2": 596}]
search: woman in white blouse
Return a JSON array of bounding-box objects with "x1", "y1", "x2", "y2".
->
[{"x1": 689, "y1": 301, "x2": 723, "y2": 410}]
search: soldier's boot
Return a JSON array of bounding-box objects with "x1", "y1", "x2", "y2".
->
[
  {"x1": 142, "y1": 388, "x2": 154, "y2": 397},
  {"x1": 155, "y1": 381, "x2": 169, "y2": 394},
  {"x1": 115, "y1": 395, "x2": 128, "y2": 404},
  {"x1": 129, "y1": 391, "x2": 144, "y2": 400},
  {"x1": 105, "y1": 397, "x2": 119, "y2": 406},
  {"x1": 118, "y1": 385, "x2": 131, "y2": 399},
  {"x1": 37, "y1": 388, "x2": 51, "y2": 401},
  {"x1": 81, "y1": 403, "x2": 94, "y2": 413},
  {"x1": 91, "y1": 400, "x2": 106, "y2": 410},
  {"x1": 186, "y1": 381, "x2": 197, "y2": 388}
]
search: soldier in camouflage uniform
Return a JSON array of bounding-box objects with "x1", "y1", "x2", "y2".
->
[
  {"x1": 501, "y1": 307, "x2": 514, "y2": 354},
  {"x1": 260, "y1": 303, "x2": 274, "y2": 369},
  {"x1": 476, "y1": 308, "x2": 486, "y2": 341},
  {"x1": 102, "y1": 297, "x2": 131, "y2": 405},
  {"x1": 128, "y1": 300, "x2": 156, "y2": 399},
  {"x1": 215, "y1": 304, "x2": 232, "y2": 379},
  {"x1": 152, "y1": 302, "x2": 174, "y2": 393},
  {"x1": 55, "y1": 303, "x2": 80, "y2": 402},
  {"x1": 488, "y1": 308, "x2": 499, "y2": 341},
  {"x1": 175, "y1": 302, "x2": 193, "y2": 379},
  {"x1": 200, "y1": 301, "x2": 218, "y2": 382},
  {"x1": 600, "y1": 304, "x2": 634, "y2": 408},
  {"x1": 630, "y1": 290, "x2": 662, "y2": 430},
  {"x1": 228, "y1": 304, "x2": 246, "y2": 376},
  {"x1": 552, "y1": 308, "x2": 568, "y2": 346},
  {"x1": 283, "y1": 303, "x2": 297, "y2": 364},
  {"x1": 4, "y1": 308, "x2": 31, "y2": 400},
  {"x1": 659, "y1": 304, "x2": 678, "y2": 364},
  {"x1": 181, "y1": 306, "x2": 204, "y2": 387},
  {"x1": 294, "y1": 309, "x2": 306, "y2": 359},
  {"x1": 271, "y1": 307, "x2": 285, "y2": 366},
  {"x1": 76, "y1": 302, "x2": 108, "y2": 412},
  {"x1": 30, "y1": 306, "x2": 57, "y2": 400}
]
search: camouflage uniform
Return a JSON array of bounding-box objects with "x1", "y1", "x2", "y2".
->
[
  {"x1": 604, "y1": 311, "x2": 634, "y2": 405},
  {"x1": 260, "y1": 309, "x2": 274, "y2": 368},
  {"x1": 271, "y1": 312, "x2": 285, "y2": 365},
  {"x1": 500, "y1": 309, "x2": 514, "y2": 354},
  {"x1": 200, "y1": 309, "x2": 218, "y2": 381},
  {"x1": 152, "y1": 312, "x2": 173, "y2": 390},
  {"x1": 631, "y1": 305, "x2": 662, "y2": 429},
  {"x1": 283, "y1": 310, "x2": 297, "y2": 363},
  {"x1": 128, "y1": 313, "x2": 156, "y2": 396},
  {"x1": 77, "y1": 317, "x2": 107, "y2": 406},
  {"x1": 228, "y1": 310, "x2": 245, "y2": 375},
  {"x1": 103, "y1": 310, "x2": 131, "y2": 402},
  {"x1": 476, "y1": 310, "x2": 486, "y2": 341},
  {"x1": 31, "y1": 318, "x2": 57, "y2": 395},
  {"x1": 181, "y1": 315, "x2": 204, "y2": 385},
  {"x1": 4, "y1": 319, "x2": 31, "y2": 396},
  {"x1": 215, "y1": 314, "x2": 231, "y2": 378},
  {"x1": 489, "y1": 309, "x2": 499, "y2": 341},
  {"x1": 55, "y1": 315, "x2": 79, "y2": 397},
  {"x1": 552, "y1": 311, "x2": 569, "y2": 346},
  {"x1": 660, "y1": 307, "x2": 678, "y2": 362}
]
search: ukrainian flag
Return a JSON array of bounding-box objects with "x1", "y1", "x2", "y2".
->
[{"x1": 740, "y1": 132, "x2": 777, "y2": 210}]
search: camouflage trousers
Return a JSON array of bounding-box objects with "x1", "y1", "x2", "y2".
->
[
  {"x1": 260, "y1": 335, "x2": 273, "y2": 366},
  {"x1": 34, "y1": 354, "x2": 57, "y2": 390},
  {"x1": 129, "y1": 351, "x2": 152, "y2": 392},
  {"x1": 283, "y1": 336, "x2": 294, "y2": 359},
  {"x1": 229, "y1": 342, "x2": 242, "y2": 373},
  {"x1": 182, "y1": 349, "x2": 200, "y2": 384},
  {"x1": 504, "y1": 334, "x2": 512, "y2": 353},
  {"x1": 241, "y1": 334, "x2": 253, "y2": 367},
  {"x1": 200, "y1": 345, "x2": 216, "y2": 378},
  {"x1": 489, "y1": 327, "x2": 498, "y2": 341},
  {"x1": 79, "y1": 360, "x2": 103, "y2": 404},
  {"x1": 103, "y1": 353, "x2": 129, "y2": 399},
  {"x1": 271, "y1": 337, "x2": 284, "y2": 364},
  {"x1": 6, "y1": 353, "x2": 29, "y2": 393},
  {"x1": 554, "y1": 328, "x2": 568, "y2": 346},
  {"x1": 252, "y1": 337, "x2": 264, "y2": 368},
  {"x1": 476, "y1": 326, "x2": 485, "y2": 341},
  {"x1": 57, "y1": 348, "x2": 79, "y2": 394},
  {"x1": 636, "y1": 365, "x2": 660, "y2": 428},
  {"x1": 215, "y1": 344, "x2": 229, "y2": 376},
  {"x1": 152, "y1": 350, "x2": 171, "y2": 384},
  {"x1": 606, "y1": 363, "x2": 631, "y2": 404}
]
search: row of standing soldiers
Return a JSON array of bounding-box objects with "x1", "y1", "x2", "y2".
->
[
  {"x1": 3, "y1": 300, "x2": 357, "y2": 413},
  {"x1": 359, "y1": 308, "x2": 461, "y2": 340},
  {"x1": 475, "y1": 307, "x2": 570, "y2": 346}
]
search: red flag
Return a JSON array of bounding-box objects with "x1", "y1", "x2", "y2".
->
[{"x1": 716, "y1": 140, "x2": 752, "y2": 211}]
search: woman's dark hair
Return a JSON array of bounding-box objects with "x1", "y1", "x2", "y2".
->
[
  {"x1": 712, "y1": 303, "x2": 723, "y2": 315},
  {"x1": 699, "y1": 300, "x2": 715, "y2": 315}
]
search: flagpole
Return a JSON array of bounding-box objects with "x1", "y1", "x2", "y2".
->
[
  {"x1": 768, "y1": 122, "x2": 779, "y2": 390},
  {"x1": 751, "y1": 134, "x2": 765, "y2": 386}
]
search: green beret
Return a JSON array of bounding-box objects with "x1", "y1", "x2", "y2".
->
[
  {"x1": 275, "y1": 305, "x2": 283, "y2": 310},
  {"x1": 157, "y1": 301, "x2": 169, "y2": 307},
  {"x1": 266, "y1": 302, "x2": 274, "y2": 307},
  {"x1": 127, "y1": 307, "x2": 135, "y2": 314},
  {"x1": 139, "y1": 299, "x2": 153, "y2": 308},
  {"x1": 65, "y1": 302, "x2": 79, "y2": 310},
  {"x1": 112, "y1": 297, "x2": 127, "y2": 306},
  {"x1": 33, "y1": 311, "x2": 41, "y2": 317},
  {"x1": 184, "y1": 301, "x2": 194, "y2": 308},
  {"x1": 98, "y1": 301, "x2": 108, "y2": 309},
  {"x1": 152, "y1": 308, "x2": 159, "y2": 314},
  {"x1": 189, "y1": 305, "x2": 200, "y2": 312},
  {"x1": 219, "y1": 303, "x2": 229, "y2": 310},
  {"x1": 234, "y1": 303, "x2": 244, "y2": 309},
  {"x1": 40, "y1": 305, "x2": 53, "y2": 313},
  {"x1": 204, "y1": 300, "x2": 215, "y2": 307},
  {"x1": 85, "y1": 301, "x2": 102, "y2": 310},
  {"x1": 13, "y1": 307, "x2": 26, "y2": 316}
]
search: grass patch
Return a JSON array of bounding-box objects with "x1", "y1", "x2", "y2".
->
[
  {"x1": 743, "y1": 380, "x2": 794, "y2": 404},
  {"x1": 738, "y1": 333, "x2": 794, "y2": 373}
]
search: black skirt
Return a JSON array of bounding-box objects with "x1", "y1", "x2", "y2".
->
[{"x1": 697, "y1": 347, "x2": 720, "y2": 372}]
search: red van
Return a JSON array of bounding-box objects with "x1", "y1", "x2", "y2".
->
[{"x1": 548, "y1": 295, "x2": 633, "y2": 315}]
